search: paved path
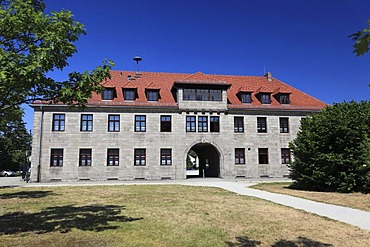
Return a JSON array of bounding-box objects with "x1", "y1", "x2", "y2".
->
[
  {"x1": 179, "y1": 180, "x2": 370, "y2": 231},
  {"x1": 2, "y1": 177, "x2": 370, "y2": 231}
]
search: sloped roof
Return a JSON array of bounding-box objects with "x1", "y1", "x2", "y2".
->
[{"x1": 34, "y1": 70, "x2": 327, "y2": 110}]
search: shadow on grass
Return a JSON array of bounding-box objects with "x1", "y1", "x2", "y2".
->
[
  {"x1": 0, "y1": 190, "x2": 54, "y2": 199},
  {"x1": 227, "y1": 236, "x2": 332, "y2": 247},
  {"x1": 225, "y1": 236, "x2": 261, "y2": 246},
  {"x1": 0, "y1": 204, "x2": 142, "y2": 234}
]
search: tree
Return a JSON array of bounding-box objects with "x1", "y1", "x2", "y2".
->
[
  {"x1": 350, "y1": 20, "x2": 370, "y2": 56},
  {"x1": 0, "y1": 106, "x2": 31, "y2": 171},
  {"x1": 0, "y1": 0, "x2": 114, "y2": 113},
  {"x1": 289, "y1": 101, "x2": 370, "y2": 193}
]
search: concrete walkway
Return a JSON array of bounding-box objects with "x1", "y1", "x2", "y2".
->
[{"x1": 2, "y1": 177, "x2": 370, "y2": 231}]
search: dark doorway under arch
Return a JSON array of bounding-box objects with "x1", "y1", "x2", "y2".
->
[{"x1": 186, "y1": 143, "x2": 220, "y2": 178}]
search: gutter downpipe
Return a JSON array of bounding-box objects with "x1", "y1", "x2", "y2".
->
[{"x1": 37, "y1": 104, "x2": 44, "y2": 182}]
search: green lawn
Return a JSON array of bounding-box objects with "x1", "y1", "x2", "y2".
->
[{"x1": 0, "y1": 185, "x2": 369, "y2": 246}]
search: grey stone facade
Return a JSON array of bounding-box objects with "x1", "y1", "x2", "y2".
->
[{"x1": 31, "y1": 105, "x2": 312, "y2": 182}]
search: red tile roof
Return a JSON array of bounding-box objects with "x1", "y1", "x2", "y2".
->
[{"x1": 35, "y1": 70, "x2": 327, "y2": 111}]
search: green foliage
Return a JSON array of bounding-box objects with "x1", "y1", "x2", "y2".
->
[
  {"x1": 0, "y1": 106, "x2": 31, "y2": 171},
  {"x1": 0, "y1": 0, "x2": 114, "y2": 111},
  {"x1": 350, "y1": 19, "x2": 370, "y2": 56},
  {"x1": 289, "y1": 101, "x2": 370, "y2": 193}
]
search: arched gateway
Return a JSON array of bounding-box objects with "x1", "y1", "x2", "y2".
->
[{"x1": 186, "y1": 143, "x2": 221, "y2": 178}]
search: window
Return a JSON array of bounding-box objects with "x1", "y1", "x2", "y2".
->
[
  {"x1": 258, "y1": 148, "x2": 269, "y2": 164},
  {"x1": 210, "y1": 116, "x2": 220, "y2": 132},
  {"x1": 280, "y1": 117, "x2": 289, "y2": 133},
  {"x1": 134, "y1": 149, "x2": 146, "y2": 166},
  {"x1": 183, "y1": 88, "x2": 222, "y2": 101},
  {"x1": 235, "y1": 148, "x2": 245, "y2": 164},
  {"x1": 108, "y1": 115, "x2": 120, "y2": 132},
  {"x1": 102, "y1": 88, "x2": 115, "y2": 100},
  {"x1": 260, "y1": 93, "x2": 271, "y2": 104},
  {"x1": 135, "y1": 115, "x2": 146, "y2": 132},
  {"x1": 186, "y1": 116, "x2": 196, "y2": 132},
  {"x1": 147, "y1": 90, "x2": 159, "y2": 101},
  {"x1": 107, "y1": 149, "x2": 119, "y2": 166},
  {"x1": 234, "y1": 117, "x2": 244, "y2": 133},
  {"x1": 183, "y1": 89, "x2": 196, "y2": 100},
  {"x1": 257, "y1": 117, "x2": 267, "y2": 133},
  {"x1": 50, "y1": 149, "x2": 63, "y2": 167},
  {"x1": 161, "y1": 149, "x2": 172, "y2": 165},
  {"x1": 209, "y1": 89, "x2": 222, "y2": 101},
  {"x1": 281, "y1": 148, "x2": 291, "y2": 164},
  {"x1": 81, "y1": 114, "x2": 93, "y2": 132},
  {"x1": 79, "y1": 149, "x2": 92, "y2": 166},
  {"x1": 279, "y1": 94, "x2": 290, "y2": 104},
  {"x1": 124, "y1": 89, "x2": 136, "y2": 100},
  {"x1": 198, "y1": 116, "x2": 208, "y2": 132},
  {"x1": 52, "y1": 114, "x2": 65, "y2": 131},
  {"x1": 241, "y1": 93, "x2": 252, "y2": 103},
  {"x1": 160, "y1": 115, "x2": 171, "y2": 132}
]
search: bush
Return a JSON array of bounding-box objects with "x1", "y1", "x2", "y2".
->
[{"x1": 289, "y1": 101, "x2": 370, "y2": 193}]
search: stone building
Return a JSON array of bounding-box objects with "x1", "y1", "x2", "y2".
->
[{"x1": 31, "y1": 71, "x2": 326, "y2": 182}]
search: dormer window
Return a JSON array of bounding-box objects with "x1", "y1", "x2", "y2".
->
[
  {"x1": 123, "y1": 89, "x2": 137, "y2": 101},
  {"x1": 102, "y1": 88, "x2": 116, "y2": 100},
  {"x1": 278, "y1": 94, "x2": 290, "y2": 104},
  {"x1": 183, "y1": 88, "x2": 222, "y2": 101},
  {"x1": 147, "y1": 90, "x2": 159, "y2": 101},
  {"x1": 241, "y1": 92, "x2": 252, "y2": 103},
  {"x1": 260, "y1": 93, "x2": 271, "y2": 104}
]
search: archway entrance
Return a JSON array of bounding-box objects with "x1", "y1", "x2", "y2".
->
[{"x1": 186, "y1": 143, "x2": 220, "y2": 178}]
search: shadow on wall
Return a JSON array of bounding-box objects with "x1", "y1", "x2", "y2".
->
[
  {"x1": 0, "y1": 204, "x2": 142, "y2": 234},
  {"x1": 226, "y1": 236, "x2": 333, "y2": 247}
]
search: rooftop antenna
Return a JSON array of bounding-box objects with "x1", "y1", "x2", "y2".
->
[
  {"x1": 263, "y1": 66, "x2": 266, "y2": 75},
  {"x1": 133, "y1": 56, "x2": 142, "y2": 74}
]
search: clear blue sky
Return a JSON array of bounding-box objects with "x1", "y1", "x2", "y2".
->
[{"x1": 23, "y1": 0, "x2": 370, "y2": 130}]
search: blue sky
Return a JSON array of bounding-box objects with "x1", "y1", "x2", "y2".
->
[{"x1": 23, "y1": 0, "x2": 370, "y2": 130}]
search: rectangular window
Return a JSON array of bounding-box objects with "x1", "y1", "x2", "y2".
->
[
  {"x1": 234, "y1": 117, "x2": 244, "y2": 133},
  {"x1": 241, "y1": 93, "x2": 252, "y2": 103},
  {"x1": 52, "y1": 114, "x2": 65, "y2": 131},
  {"x1": 102, "y1": 88, "x2": 115, "y2": 100},
  {"x1": 107, "y1": 149, "x2": 119, "y2": 166},
  {"x1": 183, "y1": 89, "x2": 196, "y2": 100},
  {"x1": 280, "y1": 117, "x2": 289, "y2": 133},
  {"x1": 50, "y1": 149, "x2": 63, "y2": 167},
  {"x1": 258, "y1": 148, "x2": 269, "y2": 164},
  {"x1": 124, "y1": 89, "x2": 136, "y2": 100},
  {"x1": 186, "y1": 116, "x2": 196, "y2": 132},
  {"x1": 147, "y1": 90, "x2": 159, "y2": 101},
  {"x1": 261, "y1": 94, "x2": 271, "y2": 104},
  {"x1": 81, "y1": 114, "x2": 93, "y2": 132},
  {"x1": 79, "y1": 149, "x2": 92, "y2": 166},
  {"x1": 210, "y1": 116, "x2": 220, "y2": 132},
  {"x1": 279, "y1": 94, "x2": 290, "y2": 104},
  {"x1": 161, "y1": 149, "x2": 172, "y2": 165},
  {"x1": 281, "y1": 148, "x2": 291, "y2": 164},
  {"x1": 135, "y1": 115, "x2": 146, "y2": 132},
  {"x1": 183, "y1": 88, "x2": 222, "y2": 101},
  {"x1": 235, "y1": 148, "x2": 245, "y2": 164},
  {"x1": 108, "y1": 115, "x2": 120, "y2": 132},
  {"x1": 198, "y1": 116, "x2": 208, "y2": 132},
  {"x1": 134, "y1": 149, "x2": 146, "y2": 166},
  {"x1": 160, "y1": 115, "x2": 171, "y2": 132},
  {"x1": 257, "y1": 117, "x2": 267, "y2": 133},
  {"x1": 209, "y1": 89, "x2": 222, "y2": 101}
]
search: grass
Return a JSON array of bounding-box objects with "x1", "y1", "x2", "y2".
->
[
  {"x1": 251, "y1": 182, "x2": 370, "y2": 212},
  {"x1": 0, "y1": 185, "x2": 369, "y2": 246}
]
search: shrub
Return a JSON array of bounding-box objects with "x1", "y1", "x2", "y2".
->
[{"x1": 289, "y1": 101, "x2": 370, "y2": 193}]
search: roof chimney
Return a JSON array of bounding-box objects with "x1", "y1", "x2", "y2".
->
[{"x1": 264, "y1": 72, "x2": 272, "y2": 82}]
